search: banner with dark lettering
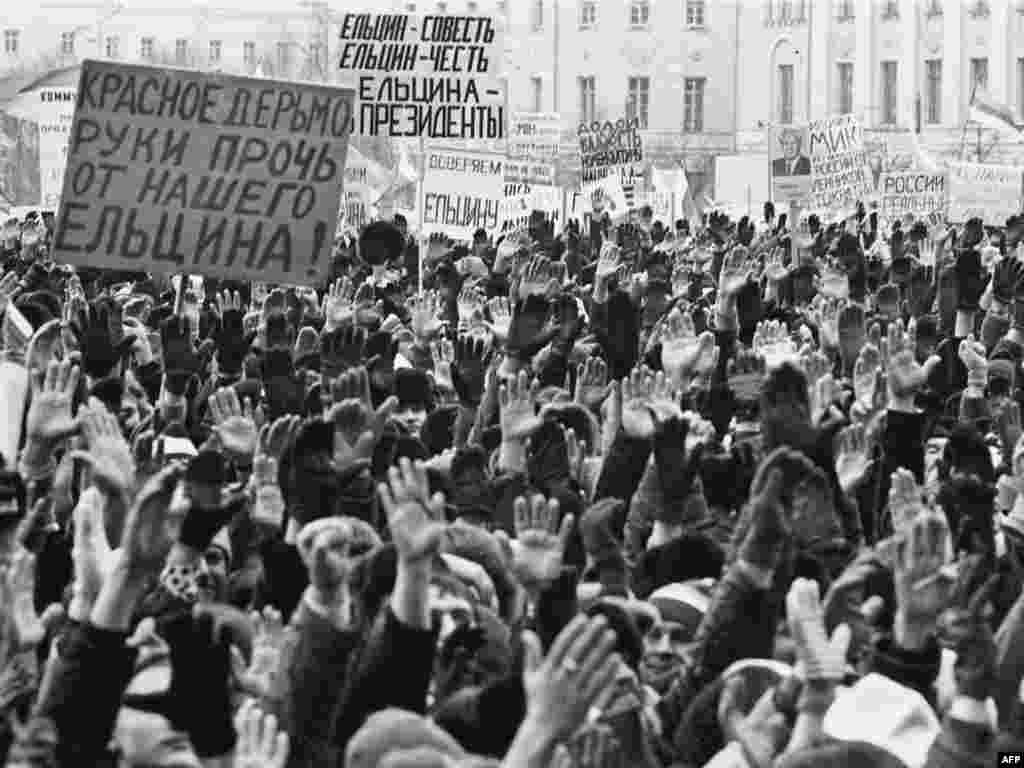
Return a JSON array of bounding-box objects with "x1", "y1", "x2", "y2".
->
[
  {"x1": 53, "y1": 60, "x2": 353, "y2": 286},
  {"x1": 337, "y1": 12, "x2": 505, "y2": 140},
  {"x1": 877, "y1": 171, "x2": 947, "y2": 218},
  {"x1": 507, "y1": 112, "x2": 560, "y2": 185},
  {"x1": 0, "y1": 112, "x2": 40, "y2": 210},
  {"x1": 577, "y1": 118, "x2": 643, "y2": 185},
  {"x1": 420, "y1": 149, "x2": 503, "y2": 239},
  {"x1": 948, "y1": 162, "x2": 1023, "y2": 225},
  {"x1": 807, "y1": 114, "x2": 872, "y2": 212},
  {"x1": 500, "y1": 182, "x2": 561, "y2": 232}
]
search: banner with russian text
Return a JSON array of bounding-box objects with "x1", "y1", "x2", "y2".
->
[
  {"x1": 948, "y1": 162, "x2": 1023, "y2": 225},
  {"x1": 337, "y1": 12, "x2": 505, "y2": 141},
  {"x1": 877, "y1": 171, "x2": 947, "y2": 219},
  {"x1": 507, "y1": 112, "x2": 560, "y2": 185},
  {"x1": 577, "y1": 118, "x2": 643, "y2": 185},
  {"x1": 53, "y1": 60, "x2": 353, "y2": 286},
  {"x1": 420, "y1": 149, "x2": 503, "y2": 239},
  {"x1": 807, "y1": 114, "x2": 873, "y2": 212}
]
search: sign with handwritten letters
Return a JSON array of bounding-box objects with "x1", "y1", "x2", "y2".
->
[
  {"x1": 507, "y1": 112, "x2": 560, "y2": 185},
  {"x1": 338, "y1": 12, "x2": 505, "y2": 140},
  {"x1": 420, "y1": 149, "x2": 504, "y2": 239},
  {"x1": 807, "y1": 114, "x2": 873, "y2": 212},
  {"x1": 948, "y1": 162, "x2": 1023, "y2": 225},
  {"x1": 577, "y1": 118, "x2": 643, "y2": 185},
  {"x1": 877, "y1": 171, "x2": 947, "y2": 218},
  {"x1": 53, "y1": 60, "x2": 353, "y2": 286},
  {"x1": 500, "y1": 182, "x2": 561, "y2": 232}
]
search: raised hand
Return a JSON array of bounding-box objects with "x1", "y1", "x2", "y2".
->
[
  {"x1": 69, "y1": 487, "x2": 112, "y2": 618},
  {"x1": 886, "y1": 319, "x2": 924, "y2": 411},
  {"x1": 234, "y1": 699, "x2": 290, "y2": 768},
  {"x1": 958, "y1": 334, "x2": 988, "y2": 392},
  {"x1": 888, "y1": 467, "x2": 924, "y2": 535},
  {"x1": 574, "y1": 357, "x2": 610, "y2": 411},
  {"x1": 753, "y1": 319, "x2": 797, "y2": 370},
  {"x1": 595, "y1": 242, "x2": 621, "y2": 284},
  {"x1": 377, "y1": 458, "x2": 447, "y2": 564},
  {"x1": 764, "y1": 247, "x2": 788, "y2": 283},
  {"x1": 244, "y1": 606, "x2": 286, "y2": 699},
  {"x1": 70, "y1": 398, "x2": 136, "y2": 499},
  {"x1": 457, "y1": 287, "x2": 485, "y2": 329},
  {"x1": 787, "y1": 578, "x2": 851, "y2": 683},
  {"x1": 330, "y1": 370, "x2": 395, "y2": 468},
  {"x1": 512, "y1": 494, "x2": 573, "y2": 589},
  {"x1": 728, "y1": 346, "x2": 767, "y2": 404},
  {"x1": 519, "y1": 616, "x2": 620, "y2": 743},
  {"x1": 120, "y1": 465, "x2": 184, "y2": 577},
  {"x1": 431, "y1": 337, "x2": 455, "y2": 390},
  {"x1": 939, "y1": 557, "x2": 999, "y2": 702},
  {"x1": 209, "y1": 387, "x2": 258, "y2": 463},
  {"x1": 500, "y1": 369, "x2": 541, "y2": 439},
  {"x1": 568, "y1": 723, "x2": 625, "y2": 768},
  {"x1": 835, "y1": 423, "x2": 871, "y2": 495},
  {"x1": 25, "y1": 359, "x2": 80, "y2": 447},
  {"x1": 451, "y1": 334, "x2": 489, "y2": 406},
  {"x1": 520, "y1": 256, "x2": 555, "y2": 299},
  {"x1": 852, "y1": 342, "x2": 882, "y2": 417},
  {"x1": 719, "y1": 245, "x2": 752, "y2": 295},
  {"x1": 486, "y1": 296, "x2": 512, "y2": 341},
  {"x1": 837, "y1": 303, "x2": 867, "y2": 374},
  {"x1": 893, "y1": 510, "x2": 955, "y2": 642},
  {"x1": 296, "y1": 517, "x2": 354, "y2": 606},
  {"x1": 0, "y1": 549, "x2": 44, "y2": 649},
  {"x1": 717, "y1": 678, "x2": 790, "y2": 767},
  {"x1": 620, "y1": 366, "x2": 657, "y2": 438},
  {"x1": 408, "y1": 291, "x2": 443, "y2": 341}
]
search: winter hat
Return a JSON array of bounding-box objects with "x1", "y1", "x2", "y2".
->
[
  {"x1": 774, "y1": 742, "x2": 909, "y2": 768},
  {"x1": 378, "y1": 748, "x2": 457, "y2": 768},
  {"x1": 823, "y1": 673, "x2": 940, "y2": 768},
  {"x1": 635, "y1": 534, "x2": 724, "y2": 597},
  {"x1": 648, "y1": 580, "x2": 715, "y2": 642},
  {"x1": 345, "y1": 709, "x2": 466, "y2": 768}
]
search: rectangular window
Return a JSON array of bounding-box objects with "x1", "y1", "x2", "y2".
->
[
  {"x1": 140, "y1": 36, "x2": 154, "y2": 59},
  {"x1": 105, "y1": 35, "x2": 118, "y2": 59},
  {"x1": 405, "y1": 1, "x2": 417, "y2": 10},
  {"x1": 836, "y1": 0, "x2": 854, "y2": 21},
  {"x1": 4, "y1": 30, "x2": 19, "y2": 55},
  {"x1": 630, "y1": 0, "x2": 650, "y2": 26},
  {"x1": 243, "y1": 40, "x2": 256, "y2": 69},
  {"x1": 580, "y1": 0, "x2": 597, "y2": 28},
  {"x1": 686, "y1": 0, "x2": 706, "y2": 27},
  {"x1": 837, "y1": 61, "x2": 854, "y2": 115},
  {"x1": 925, "y1": 0, "x2": 943, "y2": 17},
  {"x1": 881, "y1": 0, "x2": 899, "y2": 20},
  {"x1": 209, "y1": 40, "x2": 221, "y2": 64},
  {"x1": 778, "y1": 63, "x2": 794, "y2": 124},
  {"x1": 61, "y1": 31, "x2": 74, "y2": 55},
  {"x1": 579, "y1": 75, "x2": 596, "y2": 124},
  {"x1": 277, "y1": 41, "x2": 289, "y2": 73},
  {"x1": 794, "y1": 0, "x2": 807, "y2": 21},
  {"x1": 684, "y1": 77, "x2": 705, "y2": 132},
  {"x1": 175, "y1": 38, "x2": 188, "y2": 64},
  {"x1": 531, "y1": 76, "x2": 543, "y2": 112},
  {"x1": 533, "y1": 0, "x2": 544, "y2": 31},
  {"x1": 466, "y1": 1, "x2": 478, "y2": 12},
  {"x1": 627, "y1": 76, "x2": 650, "y2": 128},
  {"x1": 436, "y1": 1, "x2": 447, "y2": 13},
  {"x1": 881, "y1": 60, "x2": 898, "y2": 124},
  {"x1": 926, "y1": 58, "x2": 942, "y2": 123},
  {"x1": 971, "y1": 57, "x2": 989, "y2": 92}
]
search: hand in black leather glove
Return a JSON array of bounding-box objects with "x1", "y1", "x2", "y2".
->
[
  {"x1": 126, "y1": 605, "x2": 251, "y2": 757},
  {"x1": 214, "y1": 290, "x2": 248, "y2": 376},
  {"x1": 261, "y1": 348, "x2": 306, "y2": 419},
  {"x1": 507, "y1": 294, "x2": 555, "y2": 360},
  {"x1": 993, "y1": 257, "x2": 1024, "y2": 306},
  {"x1": 178, "y1": 450, "x2": 244, "y2": 551},
  {"x1": 161, "y1": 315, "x2": 200, "y2": 396},
  {"x1": 653, "y1": 416, "x2": 701, "y2": 505},
  {"x1": 321, "y1": 325, "x2": 366, "y2": 381},
  {"x1": 452, "y1": 334, "x2": 488, "y2": 407},
  {"x1": 81, "y1": 297, "x2": 132, "y2": 380},
  {"x1": 955, "y1": 249, "x2": 986, "y2": 311}
]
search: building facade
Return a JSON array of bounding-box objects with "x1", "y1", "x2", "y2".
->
[{"x1": 3, "y1": 0, "x2": 1024, "y2": 199}]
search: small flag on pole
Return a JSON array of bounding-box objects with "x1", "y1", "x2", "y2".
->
[{"x1": 969, "y1": 87, "x2": 1021, "y2": 134}]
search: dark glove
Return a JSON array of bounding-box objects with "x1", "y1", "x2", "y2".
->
[
  {"x1": 214, "y1": 306, "x2": 248, "y2": 376},
  {"x1": 955, "y1": 249, "x2": 986, "y2": 311},
  {"x1": 527, "y1": 419, "x2": 572, "y2": 493},
  {"x1": 653, "y1": 417, "x2": 701, "y2": 508},
  {"x1": 125, "y1": 606, "x2": 249, "y2": 757},
  {"x1": 80, "y1": 297, "x2": 132, "y2": 380},
  {"x1": 321, "y1": 325, "x2": 366, "y2": 381},
  {"x1": 161, "y1": 315, "x2": 201, "y2": 396},
  {"x1": 261, "y1": 348, "x2": 306, "y2": 419},
  {"x1": 178, "y1": 451, "x2": 243, "y2": 551},
  {"x1": 992, "y1": 257, "x2": 1024, "y2": 306},
  {"x1": 736, "y1": 466, "x2": 789, "y2": 573},
  {"x1": 451, "y1": 335, "x2": 488, "y2": 407},
  {"x1": 507, "y1": 295, "x2": 555, "y2": 360}
]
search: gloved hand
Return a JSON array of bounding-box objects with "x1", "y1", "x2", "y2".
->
[
  {"x1": 161, "y1": 315, "x2": 201, "y2": 397},
  {"x1": 178, "y1": 450, "x2": 244, "y2": 552},
  {"x1": 80, "y1": 297, "x2": 132, "y2": 380},
  {"x1": 653, "y1": 416, "x2": 701, "y2": 508},
  {"x1": 955, "y1": 248, "x2": 986, "y2": 311}
]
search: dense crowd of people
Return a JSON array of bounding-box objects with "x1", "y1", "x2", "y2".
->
[{"x1": 0, "y1": 199, "x2": 1022, "y2": 767}]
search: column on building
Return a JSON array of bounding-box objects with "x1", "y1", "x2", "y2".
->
[
  {"x1": 808, "y1": 0, "x2": 830, "y2": 120},
  {"x1": 898, "y1": 0, "x2": 918, "y2": 128},
  {"x1": 853, "y1": 0, "x2": 873, "y2": 123},
  {"x1": 941, "y1": 0, "x2": 961, "y2": 127},
  {"x1": 990, "y1": 0, "x2": 1009, "y2": 104}
]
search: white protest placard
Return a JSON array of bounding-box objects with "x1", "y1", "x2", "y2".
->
[
  {"x1": 577, "y1": 118, "x2": 643, "y2": 185},
  {"x1": 35, "y1": 88, "x2": 76, "y2": 208},
  {"x1": 808, "y1": 114, "x2": 873, "y2": 212},
  {"x1": 338, "y1": 12, "x2": 505, "y2": 141},
  {"x1": 878, "y1": 171, "x2": 947, "y2": 218},
  {"x1": 53, "y1": 60, "x2": 353, "y2": 286},
  {"x1": 421, "y1": 149, "x2": 504, "y2": 239},
  {"x1": 500, "y1": 182, "x2": 561, "y2": 232},
  {"x1": 571, "y1": 173, "x2": 628, "y2": 219},
  {"x1": 948, "y1": 162, "x2": 1023, "y2": 225},
  {"x1": 507, "y1": 112, "x2": 560, "y2": 185}
]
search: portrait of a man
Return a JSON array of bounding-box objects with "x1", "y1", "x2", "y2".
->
[{"x1": 772, "y1": 129, "x2": 811, "y2": 177}]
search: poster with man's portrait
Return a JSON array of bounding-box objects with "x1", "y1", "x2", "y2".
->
[{"x1": 770, "y1": 125, "x2": 811, "y2": 204}]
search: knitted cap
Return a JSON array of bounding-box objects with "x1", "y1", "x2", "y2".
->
[{"x1": 648, "y1": 580, "x2": 715, "y2": 642}]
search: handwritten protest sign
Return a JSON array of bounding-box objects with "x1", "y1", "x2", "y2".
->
[
  {"x1": 577, "y1": 118, "x2": 643, "y2": 185},
  {"x1": 507, "y1": 112, "x2": 560, "y2": 185},
  {"x1": 53, "y1": 60, "x2": 353, "y2": 286},
  {"x1": 338, "y1": 12, "x2": 505, "y2": 140},
  {"x1": 948, "y1": 162, "x2": 1023, "y2": 225},
  {"x1": 501, "y1": 182, "x2": 561, "y2": 232},
  {"x1": 420, "y1": 149, "x2": 504, "y2": 239},
  {"x1": 877, "y1": 171, "x2": 947, "y2": 218},
  {"x1": 807, "y1": 115, "x2": 872, "y2": 212}
]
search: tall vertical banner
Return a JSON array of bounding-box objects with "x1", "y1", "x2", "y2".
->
[
  {"x1": 577, "y1": 118, "x2": 643, "y2": 185},
  {"x1": 507, "y1": 112, "x2": 560, "y2": 185},
  {"x1": 53, "y1": 60, "x2": 353, "y2": 285},
  {"x1": 807, "y1": 115, "x2": 873, "y2": 212},
  {"x1": 421, "y1": 149, "x2": 504, "y2": 239},
  {"x1": 0, "y1": 112, "x2": 40, "y2": 209},
  {"x1": 948, "y1": 162, "x2": 1023, "y2": 225},
  {"x1": 338, "y1": 12, "x2": 505, "y2": 140},
  {"x1": 36, "y1": 88, "x2": 77, "y2": 208}
]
